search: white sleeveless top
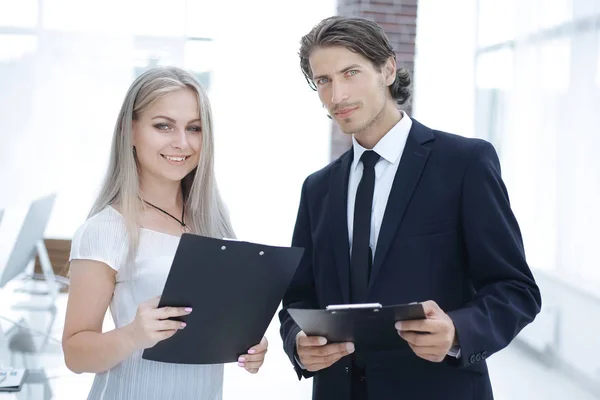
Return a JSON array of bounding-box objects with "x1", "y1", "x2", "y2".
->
[{"x1": 69, "y1": 206, "x2": 223, "y2": 400}]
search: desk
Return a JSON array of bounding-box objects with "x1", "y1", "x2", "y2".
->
[{"x1": 0, "y1": 285, "x2": 93, "y2": 399}]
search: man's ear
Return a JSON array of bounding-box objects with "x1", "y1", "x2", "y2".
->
[{"x1": 384, "y1": 56, "x2": 397, "y2": 86}]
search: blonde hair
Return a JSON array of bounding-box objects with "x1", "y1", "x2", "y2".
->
[{"x1": 90, "y1": 66, "x2": 235, "y2": 258}]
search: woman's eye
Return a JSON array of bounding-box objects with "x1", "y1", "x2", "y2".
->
[
  {"x1": 187, "y1": 125, "x2": 202, "y2": 132},
  {"x1": 154, "y1": 123, "x2": 171, "y2": 131}
]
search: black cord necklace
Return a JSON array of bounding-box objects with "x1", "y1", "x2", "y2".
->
[{"x1": 143, "y1": 199, "x2": 186, "y2": 228}]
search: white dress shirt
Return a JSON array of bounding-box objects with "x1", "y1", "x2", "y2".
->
[{"x1": 347, "y1": 110, "x2": 412, "y2": 256}]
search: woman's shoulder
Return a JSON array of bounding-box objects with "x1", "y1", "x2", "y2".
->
[
  {"x1": 69, "y1": 206, "x2": 129, "y2": 270},
  {"x1": 76, "y1": 206, "x2": 127, "y2": 237}
]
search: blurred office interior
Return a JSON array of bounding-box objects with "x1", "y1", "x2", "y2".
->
[{"x1": 0, "y1": 0, "x2": 599, "y2": 398}]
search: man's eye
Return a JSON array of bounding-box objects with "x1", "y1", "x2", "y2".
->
[{"x1": 317, "y1": 78, "x2": 329, "y2": 85}]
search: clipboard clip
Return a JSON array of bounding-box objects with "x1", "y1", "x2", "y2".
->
[
  {"x1": 326, "y1": 303, "x2": 382, "y2": 312},
  {"x1": 221, "y1": 237, "x2": 266, "y2": 256}
]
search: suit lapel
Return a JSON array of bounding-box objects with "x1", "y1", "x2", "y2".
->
[
  {"x1": 329, "y1": 150, "x2": 353, "y2": 304},
  {"x1": 369, "y1": 120, "x2": 433, "y2": 288}
]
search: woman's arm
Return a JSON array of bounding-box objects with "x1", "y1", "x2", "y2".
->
[
  {"x1": 62, "y1": 260, "x2": 137, "y2": 373},
  {"x1": 62, "y1": 259, "x2": 190, "y2": 374}
]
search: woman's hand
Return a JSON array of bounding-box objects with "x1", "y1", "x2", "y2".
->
[
  {"x1": 126, "y1": 296, "x2": 191, "y2": 350},
  {"x1": 238, "y1": 336, "x2": 268, "y2": 374}
]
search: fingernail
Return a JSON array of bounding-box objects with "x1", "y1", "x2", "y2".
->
[
  {"x1": 238, "y1": 362, "x2": 245, "y2": 367},
  {"x1": 185, "y1": 308, "x2": 193, "y2": 312},
  {"x1": 181, "y1": 322, "x2": 187, "y2": 328},
  {"x1": 395, "y1": 322, "x2": 402, "y2": 330},
  {"x1": 238, "y1": 357, "x2": 246, "y2": 362},
  {"x1": 248, "y1": 349, "x2": 256, "y2": 354},
  {"x1": 318, "y1": 337, "x2": 327, "y2": 345},
  {"x1": 346, "y1": 343, "x2": 355, "y2": 352}
]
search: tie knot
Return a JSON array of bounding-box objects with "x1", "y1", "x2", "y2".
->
[{"x1": 360, "y1": 150, "x2": 380, "y2": 169}]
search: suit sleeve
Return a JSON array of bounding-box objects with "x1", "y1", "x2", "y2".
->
[
  {"x1": 278, "y1": 178, "x2": 318, "y2": 380},
  {"x1": 447, "y1": 140, "x2": 542, "y2": 368}
]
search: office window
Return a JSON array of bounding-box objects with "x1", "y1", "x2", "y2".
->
[
  {"x1": 134, "y1": 48, "x2": 174, "y2": 76},
  {"x1": 186, "y1": 0, "x2": 219, "y2": 39},
  {"x1": 42, "y1": 0, "x2": 129, "y2": 34},
  {"x1": 184, "y1": 39, "x2": 215, "y2": 90},
  {"x1": 132, "y1": 36, "x2": 185, "y2": 77},
  {"x1": 475, "y1": 0, "x2": 600, "y2": 285},
  {"x1": 132, "y1": 0, "x2": 187, "y2": 37},
  {"x1": 0, "y1": 34, "x2": 37, "y2": 62},
  {"x1": 537, "y1": 0, "x2": 573, "y2": 30},
  {"x1": 0, "y1": 0, "x2": 38, "y2": 29},
  {"x1": 597, "y1": 30, "x2": 600, "y2": 86},
  {"x1": 477, "y1": 0, "x2": 517, "y2": 47},
  {"x1": 539, "y1": 38, "x2": 571, "y2": 91},
  {"x1": 476, "y1": 48, "x2": 514, "y2": 90},
  {"x1": 572, "y1": 0, "x2": 598, "y2": 19}
]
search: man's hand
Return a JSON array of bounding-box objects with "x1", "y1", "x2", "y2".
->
[
  {"x1": 295, "y1": 331, "x2": 354, "y2": 372},
  {"x1": 396, "y1": 300, "x2": 458, "y2": 363}
]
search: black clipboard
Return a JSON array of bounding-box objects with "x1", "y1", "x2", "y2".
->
[
  {"x1": 142, "y1": 234, "x2": 304, "y2": 365},
  {"x1": 287, "y1": 303, "x2": 425, "y2": 352}
]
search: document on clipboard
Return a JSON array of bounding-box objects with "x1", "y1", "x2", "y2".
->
[
  {"x1": 287, "y1": 302, "x2": 426, "y2": 352},
  {"x1": 142, "y1": 234, "x2": 304, "y2": 365}
]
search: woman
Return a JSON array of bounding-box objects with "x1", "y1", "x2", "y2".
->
[{"x1": 62, "y1": 66, "x2": 267, "y2": 400}]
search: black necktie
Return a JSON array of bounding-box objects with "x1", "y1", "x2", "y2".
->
[{"x1": 350, "y1": 150, "x2": 380, "y2": 303}]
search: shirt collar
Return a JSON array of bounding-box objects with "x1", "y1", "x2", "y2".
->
[{"x1": 351, "y1": 110, "x2": 413, "y2": 170}]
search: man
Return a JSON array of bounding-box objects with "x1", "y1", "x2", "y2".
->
[{"x1": 279, "y1": 16, "x2": 541, "y2": 400}]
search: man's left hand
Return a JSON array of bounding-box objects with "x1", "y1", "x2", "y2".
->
[{"x1": 396, "y1": 300, "x2": 458, "y2": 363}]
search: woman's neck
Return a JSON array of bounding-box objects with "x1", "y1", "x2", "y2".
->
[{"x1": 138, "y1": 174, "x2": 183, "y2": 210}]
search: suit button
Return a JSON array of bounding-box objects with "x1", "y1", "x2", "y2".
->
[
  {"x1": 482, "y1": 351, "x2": 488, "y2": 360},
  {"x1": 345, "y1": 366, "x2": 349, "y2": 373},
  {"x1": 475, "y1": 353, "x2": 482, "y2": 362},
  {"x1": 469, "y1": 355, "x2": 476, "y2": 364}
]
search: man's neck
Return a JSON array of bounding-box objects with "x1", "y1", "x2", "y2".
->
[{"x1": 353, "y1": 105, "x2": 402, "y2": 149}]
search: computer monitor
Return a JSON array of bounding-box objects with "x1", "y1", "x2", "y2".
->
[{"x1": 0, "y1": 194, "x2": 56, "y2": 289}]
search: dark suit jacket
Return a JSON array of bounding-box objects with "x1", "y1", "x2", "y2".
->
[{"x1": 279, "y1": 119, "x2": 542, "y2": 400}]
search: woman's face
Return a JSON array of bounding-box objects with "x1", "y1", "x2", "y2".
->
[{"x1": 132, "y1": 89, "x2": 203, "y2": 184}]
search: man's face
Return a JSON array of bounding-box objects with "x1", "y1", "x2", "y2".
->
[{"x1": 309, "y1": 45, "x2": 394, "y2": 135}]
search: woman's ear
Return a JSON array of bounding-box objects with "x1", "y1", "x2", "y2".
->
[{"x1": 131, "y1": 120, "x2": 138, "y2": 147}]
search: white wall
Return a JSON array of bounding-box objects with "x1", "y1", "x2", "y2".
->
[
  {"x1": 412, "y1": 0, "x2": 477, "y2": 138},
  {"x1": 209, "y1": 0, "x2": 335, "y2": 245}
]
